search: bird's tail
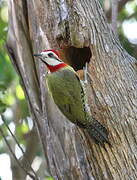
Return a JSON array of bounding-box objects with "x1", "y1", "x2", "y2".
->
[{"x1": 86, "y1": 118, "x2": 111, "y2": 146}]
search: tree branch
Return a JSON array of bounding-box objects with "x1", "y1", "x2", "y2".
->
[
  {"x1": 111, "y1": 0, "x2": 119, "y2": 36},
  {"x1": 1, "y1": 114, "x2": 38, "y2": 179},
  {"x1": 0, "y1": 125, "x2": 36, "y2": 180}
]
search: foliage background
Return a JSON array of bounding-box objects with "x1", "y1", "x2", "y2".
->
[{"x1": 0, "y1": 0, "x2": 137, "y2": 179}]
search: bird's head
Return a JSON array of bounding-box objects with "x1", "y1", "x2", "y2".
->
[{"x1": 34, "y1": 49, "x2": 68, "y2": 72}]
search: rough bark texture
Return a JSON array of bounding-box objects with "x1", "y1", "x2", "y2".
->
[{"x1": 7, "y1": 0, "x2": 137, "y2": 180}]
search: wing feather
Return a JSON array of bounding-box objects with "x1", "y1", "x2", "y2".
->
[{"x1": 47, "y1": 68, "x2": 86, "y2": 125}]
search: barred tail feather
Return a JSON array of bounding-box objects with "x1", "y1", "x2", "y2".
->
[{"x1": 86, "y1": 118, "x2": 111, "y2": 146}]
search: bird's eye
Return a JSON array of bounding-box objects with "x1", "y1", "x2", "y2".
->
[{"x1": 48, "y1": 53, "x2": 53, "y2": 58}]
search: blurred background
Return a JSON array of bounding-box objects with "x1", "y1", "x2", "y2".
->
[{"x1": 0, "y1": 0, "x2": 137, "y2": 179}]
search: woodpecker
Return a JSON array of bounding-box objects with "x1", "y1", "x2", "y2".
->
[{"x1": 34, "y1": 49, "x2": 110, "y2": 145}]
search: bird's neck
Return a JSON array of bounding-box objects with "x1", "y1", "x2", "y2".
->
[{"x1": 46, "y1": 63, "x2": 68, "y2": 73}]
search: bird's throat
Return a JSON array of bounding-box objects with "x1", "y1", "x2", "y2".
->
[{"x1": 46, "y1": 63, "x2": 68, "y2": 73}]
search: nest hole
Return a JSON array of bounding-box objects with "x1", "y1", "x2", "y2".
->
[{"x1": 61, "y1": 46, "x2": 92, "y2": 71}]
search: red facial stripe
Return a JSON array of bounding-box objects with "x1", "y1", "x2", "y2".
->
[
  {"x1": 42, "y1": 49, "x2": 60, "y2": 58},
  {"x1": 46, "y1": 63, "x2": 68, "y2": 72}
]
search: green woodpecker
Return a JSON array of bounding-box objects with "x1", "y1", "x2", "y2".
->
[{"x1": 34, "y1": 49, "x2": 110, "y2": 145}]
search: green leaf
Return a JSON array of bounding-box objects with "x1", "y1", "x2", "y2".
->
[
  {"x1": 16, "y1": 123, "x2": 29, "y2": 142},
  {"x1": 0, "y1": 81, "x2": 6, "y2": 91},
  {"x1": 0, "y1": 100, "x2": 7, "y2": 113},
  {"x1": 46, "y1": 177, "x2": 54, "y2": 180}
]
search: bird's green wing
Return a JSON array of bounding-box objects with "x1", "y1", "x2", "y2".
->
[{"x1": 47, "y1": 67, "x2": 87, "y2": 125}]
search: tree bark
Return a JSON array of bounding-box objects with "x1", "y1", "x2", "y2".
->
[{"x1": 7, "y1": 0, "x2": 137, "y2": 180}]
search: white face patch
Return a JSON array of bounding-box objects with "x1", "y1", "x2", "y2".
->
[{"x1": 41, "y1": 51, "x2": 63, "y2": 66}]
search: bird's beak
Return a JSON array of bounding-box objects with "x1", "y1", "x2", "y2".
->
[{"x1": 33, "y1": 53, "x2": 42, "y2": 57}]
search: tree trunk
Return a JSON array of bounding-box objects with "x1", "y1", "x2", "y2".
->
[{"x1": 7, "y1": 0, "x2": 137, "y2": 180}]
